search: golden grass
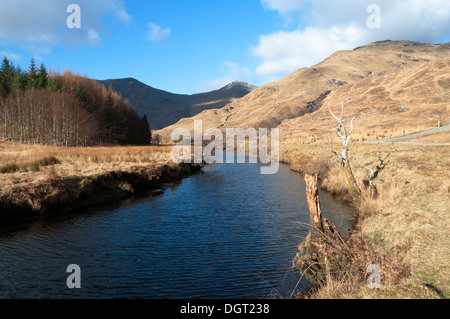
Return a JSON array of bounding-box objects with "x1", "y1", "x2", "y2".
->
[
  {"x1": 0, "y1": 142, "x2": 175, "y2": 218},
  {"x1": 160, "y1": 46, "x2": 450, "y2": 145},
  {"x1": 282, "y1": 141, "x2": 450, "y2": 299},
  {"x1": 0, "y1": 156, "x2": 61, "y2": 173},
  {"x1": 0, "y1": 143, "x2": 172, "y2": 165},
  {"x1": 298, "y1": 235, "x2": 411, "y2": 299},
  {"x1": 407, "y1": 130, "x2": 450, "y2": 144},
  {"x1": 1, "y1": 135, "x2": 448, "y2": 299},
  {"x1": 0, "y1": 143, "x2": 173, "y2": 188}
]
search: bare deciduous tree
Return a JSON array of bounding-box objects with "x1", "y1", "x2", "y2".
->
[
  {"x1": 328, "y1": 103, "x2": 361, "y2": 195},
  {"x1": 0, "y1": 65, "x2": 151, "y2": 146},
  {"x1": 356, "y1": 153, "x2": 390, "y2": 198}
]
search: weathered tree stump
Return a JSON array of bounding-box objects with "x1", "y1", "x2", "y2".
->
[
  {"x1": 295, "y1": 174, "x2": 347, "y2": 286},
  {"x1": 304, "y1": 174, "x2": 324, "y2": 244}
]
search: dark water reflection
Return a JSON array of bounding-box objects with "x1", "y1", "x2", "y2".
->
[{"x1": 0, "y1": 155, "x2": 353, "y2": 299}]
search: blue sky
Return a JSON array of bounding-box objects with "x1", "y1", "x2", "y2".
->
[{"x1": 1, "y1": 0, "x2": 449, "y2": 94}]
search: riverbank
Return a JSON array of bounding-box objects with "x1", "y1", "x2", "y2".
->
[
  {"x1": 281, "y1": 142, "x2": 449, "y2": 299},
  {"x1": 0, "y1": 143, "x2": 203, "y2": 225}
]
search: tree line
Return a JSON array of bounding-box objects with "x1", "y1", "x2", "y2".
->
[{"x1": 0, "y1": 57, "x2": 151, "y2": 147}]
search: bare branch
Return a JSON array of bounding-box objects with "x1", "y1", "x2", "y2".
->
[
  {"x1": 345, "y1": 135, "x2": 352, "y2": 148},
  {"x1": 357, "y1": 153, "x2": 390, "y2": 189},
  {"x1": 328, "y1": 102, "x2": 361, "y2": 195},
  {"x1": 328, "y1": 103, "x2": 340, "y2": 122},
  {"x1": 348, "y1": 117, "x2": 355, "y2": 135},
  {"x1": 356, "y1": 156, "x2": 374, "y2": 176}
]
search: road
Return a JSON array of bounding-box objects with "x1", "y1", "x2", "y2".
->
[{"x1": 360, "y1": 125, "x2": 450, "y2": 146}]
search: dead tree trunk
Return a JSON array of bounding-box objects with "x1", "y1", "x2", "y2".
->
[
  {"x1": 356, "y1": 154, "x2": 390, "y2": 198},
  {"x1": 343, "y1": 164, "x2": 360, "y2": 195},
  {"x1": 304, "y1": 174, "x2": 346, "y2": 245},
  {"x1": 295, "y1": 174, "x2": 347, "y2": 286},
  {"x1": 328, "y1": 103, "x2": 361, "y2": 196},
  {"x1": 305, "y1": 174, "x2": 324, "y2": 243}
]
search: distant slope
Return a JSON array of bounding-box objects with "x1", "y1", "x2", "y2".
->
[
  {"x1": 98, "y1": 78, "x2": 256, "y2": 129},
  {"x1": 279, "y1": 58, "x2": 450, "y2": 143},
  {"x1": 158, "y1": 40, "x2": 449, "y2": 138}
]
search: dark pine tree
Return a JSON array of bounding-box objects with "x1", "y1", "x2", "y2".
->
[
  {"x1": 37, "y1": 63, "x2": 48, "y2": 89},
  {"x1": 27, "y1": 57, "x2": 39, "y2": 89},
  {"x1": 14, "y1": 66, "x2": 28, "y2": 92},
  {"x1": 142, "y1": 114, "x2": 151, "y2": 144},
  {"x1": 76, "y1": 82, "x2": 87, "y2": 103},
  {"x1": 48, "y1": 78, "x2": 61, "y2": 92},
  {"x1": 0, "y1": 57, "x2": 15, "y2": 96}
]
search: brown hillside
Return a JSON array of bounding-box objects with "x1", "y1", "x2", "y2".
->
[
  {"x1": 99, "y1": 79, "x2": 256, "y2": 130},
  {"x1": 280, "y1": 59, "x2": 450, "y2": 144},
  {"x1": 158, "y1": 40, "x2": 449, "y2": 139}
]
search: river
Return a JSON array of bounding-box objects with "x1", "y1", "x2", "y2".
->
[{"x1": 0, "y1": 155, "x2": 353, "y2": 299}]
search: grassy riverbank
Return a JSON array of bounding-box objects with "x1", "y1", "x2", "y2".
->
[
  {"x1": 0, "y1": 142, "x2": 202, "y2": 224},
  {"x1": 1, "y1": 139, "x2": 448, "y2": 299},
  {"x1": 281, "y1": 141, "x2": 449, "y2": 299}
]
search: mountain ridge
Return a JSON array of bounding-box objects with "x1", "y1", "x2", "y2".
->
[
  {"x1": 157, "y1": 40, "x2": 449, "y2": 140},
  {"x1": 99, "y1": 78, "x2": 256, "y2": 130}
]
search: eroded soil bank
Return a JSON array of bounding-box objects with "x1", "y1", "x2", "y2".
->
[{"x1": 0, "y1": 162, "x2": 203, "y2": 225}]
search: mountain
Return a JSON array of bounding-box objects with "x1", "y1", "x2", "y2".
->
[
  {"x1": 157, "y1": 40, "x2": 449, "y2": 140},
  {"x1": 279, "y1": 57, "x2": 450, "y2": 144},
  {"x1": 98, "y1": 78, "x2": 256, "y2": 130}
]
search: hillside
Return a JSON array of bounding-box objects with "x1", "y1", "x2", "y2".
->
[
  {"x1": 280, "y1": 58, "x2": 450, "y2": 144},
  {"x1": 99, "y1": 78, "x2": 256, "y2": 130},
  {"x1": 158, "y1": 40, "x2": 449, "y2": 139}
]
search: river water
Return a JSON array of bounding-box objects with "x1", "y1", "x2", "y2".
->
[{"x1": 0, "y1": 156, "x2": 353, "y2": 299}]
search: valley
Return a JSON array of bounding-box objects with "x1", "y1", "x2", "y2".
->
[
  {"x1": 99, "y1": 78, "x2": 256, "y2": 130},
  {"x1": 155, "y1": 40, "x2": 450, "y2": 299},
  {"x1": 0, "y1": 40, "x2": 448, "y2": 300}
]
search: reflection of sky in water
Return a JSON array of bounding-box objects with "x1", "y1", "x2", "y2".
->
[{"x1": 0, "y1": 160, "x2": 353, "y2": 299}]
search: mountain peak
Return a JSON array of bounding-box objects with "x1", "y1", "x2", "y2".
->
[
  {"x1": 157, "y1": 39, "x2": 449, "y2": 136},
  {"x1": 228, "y1": 81, "x2": 248, "y2": 86},
  {"x1": 225, "y1": 81, "x2": 258, "y2": 90},
  {"x1": 98, "y1": 78, "x2": 256, "y2": 129}
]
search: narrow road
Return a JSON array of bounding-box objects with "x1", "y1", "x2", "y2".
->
[{"x1": 360, "y1": 125, "x2": 450, "y2": 146}]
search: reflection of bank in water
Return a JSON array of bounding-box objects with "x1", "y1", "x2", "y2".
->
[{"x1": 0, "y1": 160, "x2": 353, "y2": 299}]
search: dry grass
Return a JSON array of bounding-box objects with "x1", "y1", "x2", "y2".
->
[
  {"x1": 321, "y1": 166, "x2": 351, "y2": 197},
  {"x1": 296, "y1": 233, "x2": 411, "y2": 299},
  {"x1": 159, "y1": 42, "x2": 450, "y2": 138},
  {"x1": 0, "y1": 142, "x2": 172, "y2": 165},
  {"x1": 282, "y1": 140, "x2": 450, "y2": 299},
  {"x1": 0, "y1": 142, "x2": 177, "y2": 220},
  {"x1": 0, "y1": 156, "x2": 61, "y2": 173},
  {"x1": 0, "y1": 142, "x2": 172, "y2": 178},
  {"x1": 407, "y1": 130, "x2": 450, "y2": 144},
  {"x1": 0, "y1": 143, "x2": 173, "y2": 198}
]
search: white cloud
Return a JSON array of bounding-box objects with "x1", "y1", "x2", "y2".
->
[
  {"x1": 116, "y1": 9, "x2": 131, "y2": 25},
  {"x1": 254, "y1": 0, "x2": 450, "y2": 77},
  {"x1": 253, "y1": 25, "x2": 366, "y2": 76},
  {"x1": 146, "y1": 22, "x2": 171, "y2": 42},
  {"x1": 201, "y1": 61, "x2": 253, "y2": 91},
  {"x1": 0, "y1": 51, "x2": 21, "y2": 62},
  {"x1": 0, "y1": 0, "x2": 131, "y2": 51},
  {"x1": 261, "y1": 0, "x2": 306, "y2": 14}
]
